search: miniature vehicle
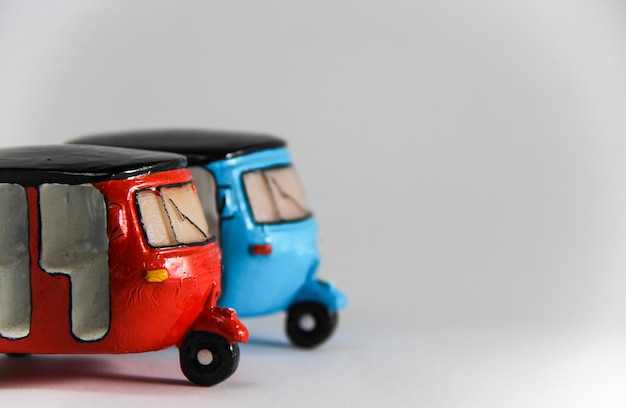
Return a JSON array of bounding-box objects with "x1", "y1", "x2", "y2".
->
[
  {"x1": 0, "y1": 145, "x2": 248, "y2": 386},
  {"x1": 71, "y1": 130, "x2": 348, "y2": 348}
]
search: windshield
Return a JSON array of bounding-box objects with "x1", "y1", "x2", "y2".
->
[
  {"x1": 137, "y1": 183, "x2": 211, "y2": 247},
  {"x1": 243, "y1": 165, "x2": 311, "y2": 223}
]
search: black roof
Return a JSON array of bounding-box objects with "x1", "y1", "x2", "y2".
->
[
  {"x1": 69, "y1": 129, "x2": 287, "y2": 165},
  {"x1": 0, "y1": 145, "x2": 186, "y2": 186}
]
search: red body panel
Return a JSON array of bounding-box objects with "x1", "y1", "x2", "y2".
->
[{"x1": 0, "y1": 168, "x2": 248, "y2": 354}]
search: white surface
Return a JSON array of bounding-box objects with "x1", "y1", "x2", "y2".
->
[
  {"x1": 1, "y1": 0, "x2": 626, "y2": 406},
  {"x1": 2, "y1": 319, "x2": 626, "y2": 408}
]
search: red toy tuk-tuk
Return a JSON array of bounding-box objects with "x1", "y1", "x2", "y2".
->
[{"x1": 0, "y1": 145, "x2": 248, "y2": 386}]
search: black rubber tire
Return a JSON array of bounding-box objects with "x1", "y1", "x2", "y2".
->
[
  {"x1": 179, "y1": 332, "x2": 240, "y2": 386},
  {"x1": 286, "y1": 302, "x2": 338, "y2": 348}
]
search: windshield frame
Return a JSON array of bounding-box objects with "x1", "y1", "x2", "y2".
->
[
  {"x1": 135, "y1": 181, "x2": 215, "y2": 249},
  {"x1": 241, "y1": 164, "x2": 313, "y2": 225}
]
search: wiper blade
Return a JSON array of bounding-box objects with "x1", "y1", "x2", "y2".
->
[
  {"x1": 168, "y1": 198, "x2": 208, "y2": 239},
  {"x1": 269, "y1": 176, "x2": 308, "y2": 214}
]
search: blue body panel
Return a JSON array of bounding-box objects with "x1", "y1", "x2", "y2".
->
[{"x1": 207, "y1": 148, "x2": 347, "y2": 317}]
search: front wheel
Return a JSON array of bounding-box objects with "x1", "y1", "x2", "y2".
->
[
  {"x1": 179, "y1": 332, "x2": 240, "y2": 386},
  {"x1": 286, "y1": 302, "x2": 338, "y2": 348}
]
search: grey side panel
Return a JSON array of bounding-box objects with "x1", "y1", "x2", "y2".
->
[
  {"x1": 189, "y1": 166, "x2": 219, "y2": 241},
  {"x1": 40, "y1": 183, "x2": 110, "y2": 341},
  {"x1": 0, "y1": 184, "x2": 30, "y2": 339}
]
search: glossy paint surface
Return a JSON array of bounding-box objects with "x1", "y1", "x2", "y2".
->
[
  {"x1": 0, "y1": 144, "x2": 185, "y2": 186},
  {"x1": 0, "y1": 167, "x2": 248, "y2": 355},
  {"x1": 208, "y1": 147, "x2": 347, "y2": 316},
  {"x1": 69, "y1": 135, "x2": 347, "y2": 321}
]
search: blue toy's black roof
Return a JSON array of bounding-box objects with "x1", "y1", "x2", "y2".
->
[
  {"x1": 0, "y1": 145, "x2": 186, "y2": 186},
  {"x1": 70, "y1": 129, "x2": 287, "y2": 165}
]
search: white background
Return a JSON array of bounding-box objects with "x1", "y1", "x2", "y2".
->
[{"x1": 1, "y1": 1, "x2": 626, "y2": 406}]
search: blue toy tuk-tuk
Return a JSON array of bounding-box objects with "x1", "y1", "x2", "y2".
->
[{"x1": 70, "y1": 130, "x2": 347, "y2": 348}]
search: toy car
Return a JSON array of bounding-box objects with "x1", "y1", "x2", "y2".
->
[
  {"x1": 70, "y1": 130, "x2": 348, "y2": 348},
  {"x1": 0, "y1": 145, "x2": 248, "y2": 386}
]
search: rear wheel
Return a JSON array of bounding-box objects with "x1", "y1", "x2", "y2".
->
[
  {"x1": 286, "y1": 302, "x2": 338, "y2": 348},
  {"x1": 179, "y1": 332, "x2": 240, "y2": 386}
]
